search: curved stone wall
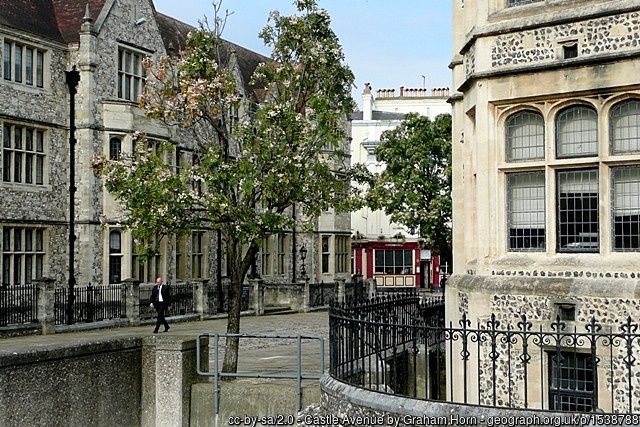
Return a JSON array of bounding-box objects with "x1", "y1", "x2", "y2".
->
[{"x1": 303, "y1": 374, "x2": 638, "y2": 427}]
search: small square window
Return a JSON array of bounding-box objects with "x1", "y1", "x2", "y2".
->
[
  {"x1": 563, "y1": 44, "x2": 578, "y2": 59},
  {"x1": 556, "y1": 303, "x2": 576, "y2": 321}
]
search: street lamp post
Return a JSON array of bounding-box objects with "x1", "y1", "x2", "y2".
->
[
  {"x1": 299, "y1": 245, "x2": 307, "y2": 278},
  {"x1": 65, "y1": 66, "x2": 80, "y2": 325}
]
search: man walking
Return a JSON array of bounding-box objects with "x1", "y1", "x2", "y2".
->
[{"x1": 150, "y1": 277, "x2": 171, "y2": 333}]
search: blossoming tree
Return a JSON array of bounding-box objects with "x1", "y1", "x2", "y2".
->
[{"x1": 91, "y1": 0, "x2": 355, "y2": 372}]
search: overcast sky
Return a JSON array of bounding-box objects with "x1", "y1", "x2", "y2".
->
[{"x1": 152, "y1": 0, "x2": 453, "y2": 108}]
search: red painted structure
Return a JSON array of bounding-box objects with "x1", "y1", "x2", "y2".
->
[{"x1": 352, "y1": 239, "x2": 443, "y2": 289}]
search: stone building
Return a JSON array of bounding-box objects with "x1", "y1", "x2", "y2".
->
[
  {"x1": 350, "y1": 83, "x2": 450, "y2": 289},
  {"x1": 0, "y1": 0, "x2": 350, "y2": 291},
  {"x1": 450, "y1": 0, "x2": 640, "y2": 412}
]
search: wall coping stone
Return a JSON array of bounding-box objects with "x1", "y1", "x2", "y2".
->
[
  {"x1": 0, "y1": 336, "x2": 142, "y2": 368},
  {"x1": 317, "y1": 373, "x2": 624, "y2": 425}
]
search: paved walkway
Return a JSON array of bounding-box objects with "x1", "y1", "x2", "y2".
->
[{"x1": 0, "y1": 311, "x2": 330, "y2": 376}]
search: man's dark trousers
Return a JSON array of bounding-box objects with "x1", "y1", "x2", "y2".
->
[{"x1": 154, "y1": 302, "x2": 169, "y2": 332}]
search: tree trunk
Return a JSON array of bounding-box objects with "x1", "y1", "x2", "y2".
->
[
  {"x1": 222, "y1": 275, "x2": 241, "y2": 375},
  {"x1": 221, "y1": 237, "x2": 259, "y2": 374}
]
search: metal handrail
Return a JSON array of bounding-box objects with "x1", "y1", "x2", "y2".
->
[{"x1": 196, "y1": 333, "x2": 325, "y2": 413}]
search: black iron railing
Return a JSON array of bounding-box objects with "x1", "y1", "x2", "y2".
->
[
  {"x1": 170, "y1": 282, "x2": 195, "y2": 316},
  {"x1": 329, "y1": 293, "x2": 640, "y2": 414},
  {"x1": 54, "y1": 284, "x2": 124, "y2": 325},
  {"x1": 0, "y1": 284, "x2": 38, "y2": 326},
  {"x1": 309, "y1": 281, "x2": 337, "y2": 307},
  {"x1": 138, "y1": 284, "x2": 155, "y2": 320}
]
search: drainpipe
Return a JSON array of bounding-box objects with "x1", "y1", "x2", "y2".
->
[{"x1": 65, "y1": 66, "x2": 80, "y2": 325}]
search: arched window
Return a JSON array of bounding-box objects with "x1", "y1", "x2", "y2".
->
[
  {"x1": 556, "y1": 106, "x2": 597, "y2": 158},
  {"x1": 505, "y1": 110, "x2": 545, "y2": 162},
  {"x1": 610, "y1": 99, "x2": 640, "y2": 154},
  {"x1": 109, "y1": 230, "x2": 122, "y2": 284}
]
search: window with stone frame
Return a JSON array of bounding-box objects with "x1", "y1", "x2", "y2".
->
[
  {"x1": 612, "y1": 165, "x2": 640, "y2": 251},
  {"x1": 548, "y1": 351, "x2": 595, "y2": 412},
  {"x1": 321, "y1": 236, "x2": 330, "y2": 274},
  {"x1": 506, "y1": 110, "x2": 545, "y2": 162},
  {"x1": 2, "y1": 123, "x2": 45, "y2": 185},
  {"x1": 175, "y1": 148, "x2": 188, "y2": 175},
  {"x1": 3, "y1": 40, "x2": 45, "y2": 87},
  {"x1": 192, "y1": 231, "x2": 206, "y2": 279},
  {"x1": 192, "y1": 151, "x2": 203, "y2": 195},
  {"x1": 334, "y1": 235, "x2": 349, "y2": 273},
  {"x1": 556, "y1": 105, "x2": 598, "y2": 158},
  {"x1": 117, "y1": 47, "x2": 145, "y2": 101},
  {"x1": 131, "y1": 235, "x2": 163, "y2": 283},
  {"x1": 109, "y1": 137, "x2": 122, "y2": 159},
  {"x1": 261, "y1": 234, "x2": 272, "y2": 276},
  {"x1": 557, "y1": 169, "x2": 599, "y2": 252},
  {"x1": 275, "y1": 233, "x2": 288, "y2": 275},
  {"x1": 108, "y1": 230, "x2": 122, "y2": 284},
  {"x1": 2, "y1": 227, "x2": 45, "y2": 286},
  {"x1": 610, "y1": 99, "x2": 640, "y2": 155},
  {"x1": 507, "y1": 171, "x2": 546, "y2": 251},
  {"x1": 175, "y1": 235, "x2": 187, "y2": 280}
]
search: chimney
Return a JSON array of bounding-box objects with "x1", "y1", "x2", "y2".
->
[
  {"x1": 399, "y1": 86, "x2": 404, "y2": 97},
  {"x1": 363, "y1": 82, "x2": 373, "y2": 121}
]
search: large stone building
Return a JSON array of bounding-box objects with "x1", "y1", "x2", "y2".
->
[
  {"x1": 350, "y1": 83, "x2": 450, "y2": 288},
  {"x1": 450, "y1": 0, "x2": 640, "y2": 412},
  {"x1": 0, "y1": 0, "x2": 351, "y2": 290}
]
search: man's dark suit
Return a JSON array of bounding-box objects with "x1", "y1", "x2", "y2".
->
[{"x1": 150, "y1": 283, "x2": 172, "y2": 333}]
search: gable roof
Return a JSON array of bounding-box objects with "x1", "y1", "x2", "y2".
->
[
  {"x1": 52, "y1": 0, "x2": 108, "y2": 43},
  {"x1": 0, "y1": 0, "x2": 267, "y2": 101},
  {"x1": 156, "y1": 12, "x2": 267, "y2": 103},
  {"x1": 0, "y1": 0, "x2": 65, "y2": 42}
]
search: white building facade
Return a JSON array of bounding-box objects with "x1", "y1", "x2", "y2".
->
[{"x1": 351, "y1": 83, "x2": 450, "y2": 288}]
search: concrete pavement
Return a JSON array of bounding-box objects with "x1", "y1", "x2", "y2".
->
[{"x1": 0, "y1": 311, "x2": 330, "y2": 376}]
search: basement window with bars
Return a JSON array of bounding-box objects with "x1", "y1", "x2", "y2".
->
[{"x1": 548, "y1": 351, "x2": 595, "y2": 412}]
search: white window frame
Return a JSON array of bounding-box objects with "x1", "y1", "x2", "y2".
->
[{"x1": 117, "y1": 47, "x2": 146, "y2": 101}]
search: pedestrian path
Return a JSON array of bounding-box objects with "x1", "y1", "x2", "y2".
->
[{"x1": 0, "y1": 312, "x2": 330, "y2": 375}]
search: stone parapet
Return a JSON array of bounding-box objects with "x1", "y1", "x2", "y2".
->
[
  {"x1": 34, "y1": 277, "x2": 56, "y2": 334},
  {"x1": 142, "y1": 335, "x2": 209, "y2": 427},
  {"x1": 304, "y1": 374, "x2": 639, "y2": 427}
]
